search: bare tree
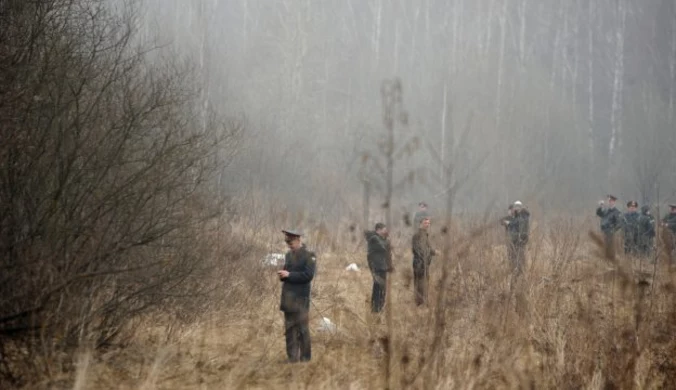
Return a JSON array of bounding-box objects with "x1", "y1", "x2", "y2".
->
[{"x1": 0, "y1": 0, "x2": 242, "y2": 383}]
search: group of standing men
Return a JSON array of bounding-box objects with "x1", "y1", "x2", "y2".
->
[
  {"x1": 596, "y1": 194, "x2": 676, "y2": 258},
  {"x1": 365, "y1": 202, "x2": 438, "y2": 312},
  {"x1": 275, "y1": 197, "x2": 676, "y2": 364},
  {"x1": 275, "y1": 202, "x2": 438, "y2": 365}
]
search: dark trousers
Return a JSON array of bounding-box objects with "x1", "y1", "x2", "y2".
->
[
  {"x1": 283, "y1": 311, "x2": 311, "y2": 362},
  {"x1": 508, "y1": 242, "x2": 526, "y2": 277},
  {"x1": 413, "y1": 264, "x2": 429, "y2": 306},
  {"x1": 603, "y1": 232, "x2": 615, "y2": 258},
  {"x1": 638, "y1": 239, "x2": 654, "y2": 257},
  {"x1": 624, "y1": 238, "x2": 639, "y2": 256},
  {"x1": 371, "y1": 270, "x2": 387, "y2": 313}
]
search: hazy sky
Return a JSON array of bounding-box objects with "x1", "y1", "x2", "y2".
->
[{"x1": 135, "y1": 0, "x2": 676, "y2": 222}]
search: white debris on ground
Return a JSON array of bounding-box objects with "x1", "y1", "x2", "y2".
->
[
  {"x1": 317, "y1": 317, "x2": 337, "y2": 333},
  {"x1": 345, "y1": 263, "x2": 359, "y2": 271},
  {"x1": 262, "y1": 253, "x2": 284, "y2": 267}
]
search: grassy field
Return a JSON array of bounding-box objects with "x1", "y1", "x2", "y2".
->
[{"x1": 20, "y1": 218, "x2": 676, "y2": 389}]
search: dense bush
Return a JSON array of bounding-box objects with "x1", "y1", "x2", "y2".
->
[{"x1": 0, "y1": 0, "x2": 242, "y2": 384}]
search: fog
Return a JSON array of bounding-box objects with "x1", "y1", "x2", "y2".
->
[{"x1": 137, "y1": 0, "x2": 676, "y2": 223}]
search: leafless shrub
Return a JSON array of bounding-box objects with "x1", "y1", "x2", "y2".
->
[{"x1": 0, "y1": 0, "x2": 243, "y2": 384}]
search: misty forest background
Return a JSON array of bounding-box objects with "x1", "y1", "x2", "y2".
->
[
  {"x1": 145, "y1": 0, "x2": 676, "y2": 219},
  {"x1": 2, "y1": 0, "x2": 676, "y2": 387}
]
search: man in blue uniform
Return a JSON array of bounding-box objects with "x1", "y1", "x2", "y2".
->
[
  {"x1": 596, "y1": 194, "x2": 622, "y2": 255},
  {"x1": 278, "y1": 229, "x2": 316, "y2": 363},
  {"x1": 365, "y1": 223, "x2": 392, "y2": 313}
]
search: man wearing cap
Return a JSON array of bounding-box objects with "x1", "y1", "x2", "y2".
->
[
  {"x1": 500, "y1": 204, "x2": 516, "y2": 260},
  {"x1": 596, "y1": 195, "x2": 622, "y2": 252},
  {"x1": 278, "y1": 229, "x2": 316, "y2": 363},
  {"x1": 413, "y1": 202, "x2": 429, "y2": 230},
  {"x1": 365, "y1": 223, "x2": 392, "y2": 313},
  {"x1": 661, "y1": 204, "x2": 676, "y2": 257},
  {"x1": 638, "y1": 205, "x2": 656, "y2": 257},
  {"x1": 621, "y1": 201, "x2": 640, "y2": 256},
  {"x1": 505, "y1": 201, "x2": 530, "y2": 278},
  {"x1": 412, "y1": 215, "x2": 436, "y2": 306}
]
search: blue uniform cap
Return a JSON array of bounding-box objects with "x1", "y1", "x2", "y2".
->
[{"x1": 282, "y1": 229, "x2": 304, "y2": 237}]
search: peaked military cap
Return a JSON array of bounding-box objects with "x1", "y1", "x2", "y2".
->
[
  {"x1": 627, "y1": 200, "x2": 638, "y2": 208},
  {"x1": 417, "y1": 211, "x2": 431, "y2": 220},
  {"x1": 669, "y1": 204, "x2": 676, "y2": 209},
  {"x1": 607, "y1": 194, "x2": 618, "y2": 201},
  {"x1": 282, "y1": 229, "x2": 304, "y2": 237}
]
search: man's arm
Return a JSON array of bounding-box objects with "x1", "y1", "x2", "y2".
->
[
  {"x1": 285, "y1": 254, "x2": 316, "y2": 284},
  {"x1": 596, "y1": 207, "x2": 606, "y2": 218}
]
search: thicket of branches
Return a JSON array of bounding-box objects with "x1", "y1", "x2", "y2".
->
[{"x1": 0, "y1": 0, "x2": 242, "y2": 384}]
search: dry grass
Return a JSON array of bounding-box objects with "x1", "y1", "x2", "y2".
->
[{"x1": 15, "y1": 218, "x2": 676, "y2": 389}]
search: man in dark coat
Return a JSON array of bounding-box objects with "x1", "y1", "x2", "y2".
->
[
  {"x1": 500, "y1": 204, "x2": 516, "y2": 262},
  {"x1": 365, "y1": 222, "x2": 392, "y2": 313},
  {"x1": 661, "y1": 204, "x2": 676, "y2": 258},
  {"x1": 596, "y1": 194, "x2": 622, "y2": 254},
  {"x1": 278, "y1": 229, "x2": 316, "y2": 363},
  {"x1": 412, "y1": 215, "x2": 435, "y2": 306},
  {"x1": 638, "y1": 205, "x2": 656, "y2": 257},
  {"x1": 621, "y1": 200, "x2": 641, "y2": 256},
  {"x1": 504, "y1": 201, "x2": 530, "y2": 277}
]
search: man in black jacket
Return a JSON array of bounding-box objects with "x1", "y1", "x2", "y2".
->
[
  {"x1": 504, "y1": 201, "x2": 530, "y2": 278},
  {"x1": 661, "y1": 204, "x2": 676, "y2": 258},
  {"x1": 365, "y1": 223, "x2": 392, "y2": 313},
  {"x1": 412, "y1": 216, "x2": 436, "y2": 306},
  {"x1": 638, "y1": 205, "x2": 656, "y2": 258},
  {"x1": 278, "y1": 229, "x2": 316, "y2": 363},
  {"x1": 596, "y1": 194, "x2": 622, "y2": 254},
  {"x1": 622, "y1": 200, "x2": 640, "y2": 256}
]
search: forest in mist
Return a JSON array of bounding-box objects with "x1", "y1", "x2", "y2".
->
[
  {"x1": 138, "y1": 0, "x2": 676, "y2": 220},
  {"x1": 3, "y1": 1, "x2": 676, "y2": 388}
]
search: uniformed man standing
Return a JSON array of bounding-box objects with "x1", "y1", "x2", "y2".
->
[
  {"x1": 596, "y1": 195, "x2": 622, "y2": 254},
  {"x1": 503, "y1": 201, "x2": 530, "y2": 278},
  {"x1": 365, "y1": 223, "x2": 392, "y2": 313},
  {"x1": 412, "y1": 215, "x2": 435, "y2": 306},
  {"x1": 638, "y1": 205, "x2": 656, "y2": 258},
  {"x1": 622, "y1": 200, "x2": 640, "y2": 256},
  {"x1": 278, "y1": 229, "x2": 316, "y2": 363},
  {"x1": 500, "y1": 204, "x2": 516, "y2": 264},
  {"x1": 661, "y1": 204, "x2": 676, "y2": 258}
]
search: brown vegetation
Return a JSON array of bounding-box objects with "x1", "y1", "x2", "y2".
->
[
  {"x1": 3, "y1": 1, "x2": 676, "y2": 389},
  {"x1": 8, "y1": 215, "x2": 674, "y2": 389}
]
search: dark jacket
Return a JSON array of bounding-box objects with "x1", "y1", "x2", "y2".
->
[
  {"x1": 500, "y1": 214, "x2": 514, "y2": 236},
  {"x1": 279, "y1": 245, "x2": 316, "y2": 313},
  {"x1": 663, "y1": 213, "x2": 676, "y2": 234},
  {"x1": 510, "y1": 209, "x2": 530, "y2": 245},
  {"x1": 596, "y1": 206, "x2": 622, "y2": 234},
  {"x1": 622, "y1": 211, "x2": 640, "y2": 247},
  {"x1": 412, "y1": 228, "x2": 435, "y2": 270},
  {"x1": 365, "y1": 231, "x2": 392, "y2": 272},
  {"x1": 638, "y1": 211, "x2": 655, "y2": 247}
]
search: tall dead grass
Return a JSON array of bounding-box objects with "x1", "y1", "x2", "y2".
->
[{"x1": 13, "y1": 215, "x2": 676, "y2": 389}]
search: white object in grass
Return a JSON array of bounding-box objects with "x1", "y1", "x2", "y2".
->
[
  {"x1": 345, "y1": 263, "x2": 360, "y2": 271},
  {"x1": 317, "y1": 317, "x2": 337, "y2": 333},
  {"x1": 262, "y1": 253, "x2": 284, "y2": 266}
]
